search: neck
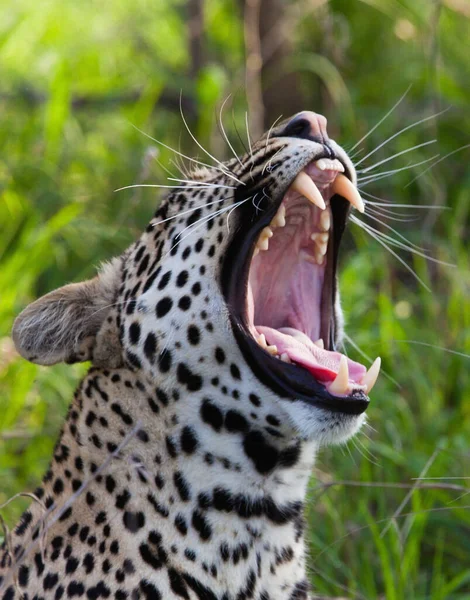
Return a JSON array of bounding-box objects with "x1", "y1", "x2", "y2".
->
[{"x1": 8, "y1": 366, "x2": 317, "y2": 599}]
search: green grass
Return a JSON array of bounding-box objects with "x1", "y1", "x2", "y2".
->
[{"x1": 1, "y1": 0, "x2": 470, "y2": 598}]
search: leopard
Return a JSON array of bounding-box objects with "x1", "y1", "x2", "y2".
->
[{"x1": 0, "y1": 111, "x2": 381, "y2": 600}]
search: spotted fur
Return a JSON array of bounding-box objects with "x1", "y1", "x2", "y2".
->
[{"x1": 1, "y1": 114, "x2": 366, "y2": 600}]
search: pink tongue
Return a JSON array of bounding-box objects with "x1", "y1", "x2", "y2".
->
[{"x1": 257, "y1": 326, "x2": 366, "y2": 383}]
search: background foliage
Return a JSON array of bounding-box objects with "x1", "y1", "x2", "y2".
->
[{"x1": 0, "y1": 0, "x2": 469, "y2": 598}]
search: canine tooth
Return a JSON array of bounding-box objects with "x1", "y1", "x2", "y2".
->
[
  {"x1": 361, "y1": 357, "x2": 381, "y2": 393},
  {"x1": 314, "y1": 338, "x2": 324, "y2": 349},
  {"x1": 280, "y1": 353, "x2": 291, "y2": 363},
  {"x1": 290, "y1": 172, "x2": 326, "y2": 210},
  {"x1": 332, "y1": 174, "x2": 365, "y2": 213},
  {"x1": 329, "y1": 355, "x2": 349, "y2": 395},
  {"x1": 319, "y1": 211, "x2": 330, "y2": 231}
]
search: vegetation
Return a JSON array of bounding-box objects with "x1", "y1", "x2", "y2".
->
[{"x1": 1, "y1": 0, "x2": 469, "y2": 597}]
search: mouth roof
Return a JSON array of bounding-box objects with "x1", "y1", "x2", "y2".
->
[
  {"x1": 247, "y1": 158, "x2": 380, "y2": 397},
  {"x1": 223, "y1": 155, "x2": 380, "y2": 414}
]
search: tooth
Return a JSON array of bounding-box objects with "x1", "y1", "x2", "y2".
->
[
  {"x1": 316, "y1": 159, "x2": 327, "y2": 171},
  {"x1": 290, "y1": 172, "x2": 326, "y2": 210},
  {"x1": 314, "y1": 338, "x2": 324, "y2": 349},
  {"x1": 329, "y1": 355, "x2": 349, "y2": 395},
  {"x1": 310, "y1": 232, "x2": 329, "y2": 243},
  {"x1": 315, "y1": 252, "x2": 325, "y2": 265},
  {"x1": 253, "y1": 247, "x2": 259, "y2": 257},
  {"x1": 280, "y1": 353, "x2": 291, "y2": 363},
  {"x1": 261, "y1": 226, "x2": 273, "y2": 239},
  {"x1": 320, "y1": 211, "x2": 330, "y2": 231},
  {"x1": 258, "y1": 334, "x2": 267, "y2": 348},
  {"x1": 271, "y1": 206, "x2": 286, "y2": 228},
  {"x1": 258, "y1": 237, "x2": 269, "y2": 251},
  {"x1": 266, "y1": 344, "x2": 278, "y2": 356},
  {"x1": 332, "y1": 174, "x2": 365, "y2": 213},
  {"x1": 318, "y1": 241, "x2": 328, "y2": 256},
  {"x1": 361, "y1": 357, "x2": 381, "y2": 393}
]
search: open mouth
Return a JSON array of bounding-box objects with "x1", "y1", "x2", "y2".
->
[{"x1": 223, "y1": 154, "x2": 381, "y2": 415}]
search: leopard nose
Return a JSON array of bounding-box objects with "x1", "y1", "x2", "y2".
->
[{"x1": 283, "y1": 111, "x2": 329, "y2": 144}]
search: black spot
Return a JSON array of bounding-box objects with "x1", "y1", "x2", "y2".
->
[
  {"x1": 129, "y1": 322, "x2": 141, "y2": 345},
  {"x1": 200, "y1": 399, "x2": 223, "y2": 432},
  {"x1": 212, "y1": 488, "x2": 234, "y2": 513},
  {"x1": 177, "y1": 363, "x2": 202, "y2": 391},
  {"x1": 187, "y1": 325, "x2": 200, "y2": 345},
  {"x1": 225, "y1": 410, "x2": 249, "y2": 433},
  {"x1": 279, "y1": 443, "x2": 301, "y2": 468},
  {"x1": 174, "y1": 514, "x2": 188, "y2": 536},
  {"x1": 249, "y1": 393, "x2": 261, "y2": 407},
  {"x1": 176, "y1": 271, "x2": 188, "y2": 287},
  {"x1": 15, "y1": 510, "x2": 33, "y2": 536},
  {"x1": 168, "y1": 568, "x2": 190, "y2": 599},
  {"x1": 144, "y1": 333, "x2": 157, "y2": 362},
  {"x1": 191, "y1": 510, "x2": 212, "y2": 541},
  {"x1": 230, "y1": 363, "x2": 241, "y2": 380},
  {"x1": 243, "y1": 431, "x2": 279, "y2": 474},
  {"x1": 67, "y1": 581, "x2": 85, "y2": 597},
  {"x1": 158, "y1": 271, "x2": 171, "y2": 290},
  {"x1": 180, "y1": 426, "x2": 199, "y2": 454},
  {"x1": 289, "y1": 580, "x2": 309, "y2": 600},
  {"x1": 43, "y1": 572, "x2": 59, "y2": 590},
  {"x1": 123, "y1": 511, "x2": 145, "y2": 532},
  {"x1": 140, "y1": 580, "x2": 162, "y2": 600},
  {"x1": 174, "y1": 472, "x2": 191, "y2": 502},
  {"x1": 156, "y1": 297, "x2": 173, "y2": 318},
  {"x1": 191, "y1": 282, "x2": 201, "y2": 296},
  {"x1": 178, "y1": 295, "x2": 191, "y2": 311},
  {"x1": 166, "y1": 435, "x2": 178, "y2": 458},
  {"x1": 158, "y1": 349, "x2": 172, "y2": 373},
  {"x1": 215, "y1": 347, "x2": 225, "y2": 364},
  {"x1": 83, "y1": 553, "x2": 95, "y2": 575},
  {"x1": 136, "y1": 253, "x2": 150, "y2": 277},
  {"x1": 182, "y1": 574, "x2": 218, "y2": 600},
  {"x1": 18, "y1": 564, "x2": 30, "y2": 587}
]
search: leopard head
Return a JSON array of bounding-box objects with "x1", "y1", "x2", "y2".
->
[{"x1": 13, "y1": 111, "x2": 379, "y2": 447}]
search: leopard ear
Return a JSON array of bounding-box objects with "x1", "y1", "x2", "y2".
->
[{"x1": 12, "y1": 259, "x2": 121, "y2": 365}]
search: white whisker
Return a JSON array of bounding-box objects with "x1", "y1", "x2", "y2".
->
[
  {"x1": 178, "y1": 93, "x2": 245, "y2": 186},
  {"x1": 218, "y1": 95, "x2": 244, "y2": 168},
  {"x1": 151, "y1": 198, "x2": 226, "y2": 228},
  {"x1": 350, "y1": 215, "x2": 431, "y2": 291},
  {"x1": 115, "y1": 184, "x2": 235, "y2": 192},
  {"x1": 349, "y1": 85, "x2": 412, "y2": 152},
  {"x1": 354, "y1": 107, "x2": 450, "y2": 167},
  {"x1": 404, "y1": 143, "x2": 470, "y2": 188},
  {"x1": 357, "y1": 140, "x2": 437, "y2": 174},
  {"x1": 166, "y1": 178, "x2": 236, "y2": 189},
  {"x1": 357, "y1": 155, "x2": 440, "y2": 186}
]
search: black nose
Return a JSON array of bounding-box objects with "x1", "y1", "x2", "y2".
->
[{"x1": 282, "y1": 111, "x2": 329, "y2": 144}]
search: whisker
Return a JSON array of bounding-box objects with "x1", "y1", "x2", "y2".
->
[
  {"x1": 264, "y1": 114, "x2": 283, "y2": 152},
  {"x1": 178, "y1": 93, "x2": 245, "y2": 186},
  {"x1": 365, "y1": 205, "x2": 419, "y2": 222},
  {"x1": 218, "y1": 94, "x2": 244, "y2": 168},
  {"x1": 357, "y1": 154, "x2": 440, "y2": 183},
  {"x1": 350, "y1": 215, "x2": 431, "y2": 291},
  {"x1": 357, "y1": 154, "x2": 439, "y2": 187},
  {"x1": 357, "y1": 215, "x2": 454, "y2": 266},
  {"x1": 354, "y1": 107, "x2": 450, "y2": 167},
  {"x1": 151, "y1": 198, "x2": 227, "y2": 228},
  {"x1": 115, "y1": 184, "x2": 235, "y2": 192},
  {"x1": 404, "y1": 143, "x2": 470, "y2": 188},
  {"x1": 245, "y1": 111, "x2": 254, "y2": 159},
  {"x1": 360, "y1": 189, "x2": 449, "y2": 210},
  {"x1": 349, "y1": 85, "x2": 412, "y2": 152},
  {"x1": 166, "y1": 178, "x2": 236, "y2": 189},
  {"x1": 357, "y1": 139, "x2": 437, "y2": 174},
  {"x1": 391, "y1": 340, "x2": 470, "y2": 359},
  {"x1": 343, "y1": 333, "x2": 401, "y2": 389},
  {"x1": 232, "y1": 108, "x2": 249, "y2": 156}
]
